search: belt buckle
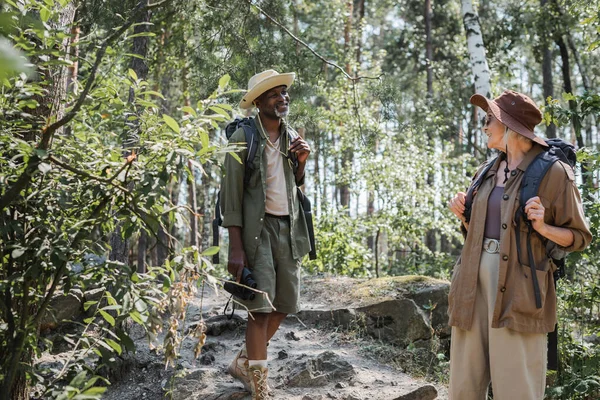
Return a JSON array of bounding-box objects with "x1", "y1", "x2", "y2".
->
[{"x1": 484, "y1": 239, "x2": 500, "y2": 254}]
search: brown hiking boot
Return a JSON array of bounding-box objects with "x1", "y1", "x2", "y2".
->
[
  {"x1": 248, "y1": 365, "x2": 269, "y2": 400},
  {"x1": 227, "y1": 349, "x2": 251, "y2": 391}
]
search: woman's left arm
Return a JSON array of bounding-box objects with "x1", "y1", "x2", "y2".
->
[
  {"x1": 525, "y1": 173, "x2": 592, "y2": 251},
  {"x1": 525, "y1": 197, "x2": 573, "y2": 247}
]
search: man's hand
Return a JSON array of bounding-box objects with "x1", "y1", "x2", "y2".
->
[
  {"x1": 228, "y1": 247, "x2": 248, "y2": 283},
  {"x1": 227, "y1": 226, "x2": 247, "y2": 282},
  {"x1": 289, "y1": 136, "x2": 311, "y2": 164}
]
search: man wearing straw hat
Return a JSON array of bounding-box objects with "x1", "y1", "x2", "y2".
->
[{"x1": 220, "y1": 69, "x2": 311, "y2": 399}]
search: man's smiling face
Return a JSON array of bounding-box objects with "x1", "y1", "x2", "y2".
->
[{"x1": 256, "y1": 85, "x2": 290, "y2": 119}]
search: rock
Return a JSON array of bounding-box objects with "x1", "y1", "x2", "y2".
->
[
  {"x1": 393, "y1": 384, "x2": 438, "y2": 400},
  {"x1": 298, "y1": 308, "x2": 357, "y2": 328},
  {"x1": 82, "y1": 287, "x2": 105, "y2": 317},
  {"x1": 345, "y1": 394, "x2": 362, "y2": 400},
  {"x1": 356, "y1": 299, "x2": 432, "y2": 346},
  {"x1": 287, "y1": 351, "x2": 356, "y2": 387},
  {"x1": 285, "y1": 331, "x2": 301, "y2": 341},
  {"x1": 335, "y1": 382, "x2": 347, "y2": 388},
  {"x1": 278, "y1": 349, "x2": 289, "y2": 359},
  {"x1": 583, "y1": 334, "x2": 600, "y2": 345},
  {"x1": 404, "y1": 283, "x2": 450, "y2": 337},
  {"x1": 40, "y1": 289, "x2": 84, "y2": 331},
  {"x1": 169, "y1": 368, "x2": 215, "y2": 400},
  {"x1": 199, "y1": 353, "x2": 215, "y2": 365},
  {"x1": 197, "y1": 314, "x2": 244, "y2": 336}
]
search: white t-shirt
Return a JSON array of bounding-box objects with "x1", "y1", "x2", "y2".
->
[{"x1": 264, "y1": 137, "x2": 289, "y2": 216}]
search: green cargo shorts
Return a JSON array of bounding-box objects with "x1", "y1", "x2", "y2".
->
[{"x1": 237, "y1": 215, "x2": 301, "y2": 314}]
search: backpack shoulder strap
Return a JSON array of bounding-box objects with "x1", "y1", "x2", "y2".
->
[
  {"x1": 240, "y1": 118, "x2": 259, "y2": 187},
  {"x1": 514, "y1": 149, "x2": 562, "y2": 311},
  {"x1": 464, "y1": 156, "x2": 498, "y2": 223},
  {"x1": 518, "y1": 151, "x2": 560, "y2": 211},
  {"x1": 212, "y1": 118, "x2": 259, "y2": 263}
]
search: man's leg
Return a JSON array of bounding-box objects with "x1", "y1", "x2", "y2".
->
[
  {"x1": 266, "y1": 311, "x2": 288, "y2": 341},
  {"x1": 229, "y1": 220, "x2": 277, "y2": 393},
  {"x1": 246, "y1": 312, "x2": 270, "y2": 360}
]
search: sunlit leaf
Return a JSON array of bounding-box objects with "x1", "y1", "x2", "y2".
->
[
  {"x1": 128, "y1": 68, "x2": 138, "y2": 81},
  {"x1": 163, "y1": 114, "x2": 180, "y2": 134},
  {"x1": 105, "y1": 339, "x2": 122, "y2": 355},
  {"x1": 99, "y1": 310, "x2": 115, "y2": 326},
  {"x1": 218, "y1": 74, "x2": 231, "y2": 89},
  {"x1": 201, "y1": 246, "x2": 220, "y2": 256}
]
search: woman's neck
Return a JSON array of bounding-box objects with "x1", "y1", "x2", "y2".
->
[{"x1": 505, "y1": 141, "x2": 533, "y2": 169}]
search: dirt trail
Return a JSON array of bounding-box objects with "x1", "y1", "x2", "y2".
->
[{"x1": 102, "y1": 278, "x2": 449, "y2": 400}]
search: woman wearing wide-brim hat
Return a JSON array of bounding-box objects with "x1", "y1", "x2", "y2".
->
[{"x1": 447, "y1": 90, "x2": 592, "y2": 399}]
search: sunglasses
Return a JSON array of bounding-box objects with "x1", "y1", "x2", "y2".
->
[{"x1": 480, "y1": 114, "x2": 494, "y2": 127}]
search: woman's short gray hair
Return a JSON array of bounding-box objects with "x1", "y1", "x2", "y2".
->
[{"x1": 505, "y1": 128, "x2": 533, "y2": 145}]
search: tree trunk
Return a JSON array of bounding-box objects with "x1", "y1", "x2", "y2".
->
[
  {"x1": 343, "y1": 0, "x2": 353, "y2": 74},
  {"x1": 461, "y1": 0, "x2": 491, "y2": 100},
  {"x1": 540, "y1": 0, "x2": 557, "y2": 138},
  {"x1": 425, "y1": 0, "x2": 433, "y2": 97},
  {"x1": 4, "y1": 3, "x2": 77, "y2": 396},
  {"x1": 201, "y1": 163, "x2": 213, "y2": 250},
  {"x1": 374, "y1": 228, "x2": 381, "y2": 278},
  {"x1": 26, "y1": 3, "x2": 77, "y2": 143},
  {"x1": 137, "y1": 230, "x2": 147, "y2": 273},
  {"x1": 424, "y1": 0, "x2": 436, "y2": 251},
  {"x1": 111, "y1": 6, "x2": 151, "y2": 264},
  {"x1": 339, "y1": 0, "x2": 353, "y2": 211},
  {"x1": 313, "y1": 129, "x2": 320, "y2": 214},
  {"x1": 556, "y1": 37, "x2": 583, "y2": 148},
  {"x1": 355, "y1": 0, "x2": 365, "y2": 64},
  {"x1": 556, "y1": 36, "x2": 589, "y2": 190},
  {"x1": 551, "y1": 0, "x2": 591, "y2": 92},
  {"x1": 188, "y1": 164, "x2": 199, "y2": 249}
]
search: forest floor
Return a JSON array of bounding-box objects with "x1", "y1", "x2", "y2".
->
[{"x1": 101, "y1": 276, "x2": 450, "y2": 400}]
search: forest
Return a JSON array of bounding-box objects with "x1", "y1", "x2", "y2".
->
[{"x1": 0, "y1": 0, "x2": 599, "y2": 398}]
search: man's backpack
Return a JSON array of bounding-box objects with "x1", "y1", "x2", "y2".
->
[
  {"x1": 212, "y1": 117, "x2": 317, "y2": 264},
  {"x1": 463, "y1": 137, "x2": 576, "y2": 370}
]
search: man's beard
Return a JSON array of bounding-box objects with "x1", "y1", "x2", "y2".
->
[{"x1": 274, "y1": 106, "x2": 289, "y2": 118}]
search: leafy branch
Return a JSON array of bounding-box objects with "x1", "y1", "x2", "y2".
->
[
  {"x1": 244, "y1": 0, "x2": 382, "y2": 82},
  {"x1": 0, "y1": 0, "x2": 168, "y2": 212}
]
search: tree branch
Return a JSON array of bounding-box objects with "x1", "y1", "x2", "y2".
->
[
  {"x1": 42, "y1": 0, "x2": 161, "y2": 143},
  {"x1": 0, "y1": 0, "x2": 167, "y2": 212},
  {"x1": 244, "y1": 0, "x2": 382, "y2": 82},
  {"x1": 48, "y1": 155, "x2": 132, "y2": 194},
  {"x1": 32, "y1": 196, "x2": 113, "y2": 329}
]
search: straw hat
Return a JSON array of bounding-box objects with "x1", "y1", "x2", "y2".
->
[
  {"x1": 239, "y1": 69, "x2": 295, "y2": 109},
  {"x1": 470, "y1": 90, "x2": 547, "y2": 147}
]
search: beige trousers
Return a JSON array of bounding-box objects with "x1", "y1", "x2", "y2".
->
[{"x1": 449, "y1": 251, "x2": 547, "y2": 400}]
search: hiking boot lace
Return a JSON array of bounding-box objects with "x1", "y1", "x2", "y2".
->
[{"x1": 251, "y1": 367, "x2": 268, "y2": 399}]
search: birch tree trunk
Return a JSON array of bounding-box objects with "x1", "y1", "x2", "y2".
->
[{"x1": 461, "y1": 0, "x2": 491, "y2": 98}]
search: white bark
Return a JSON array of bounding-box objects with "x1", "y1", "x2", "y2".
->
[{"x1": 461, "y1": 0, "x2": 491, "y2": 97}]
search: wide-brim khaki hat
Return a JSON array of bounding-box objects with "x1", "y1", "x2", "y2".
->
[
  {"x1": 470, "y1": 90, "x2": 547, "y2": 148},
  {"x1": 239, "y1": 69, "x2": 295, "y2": 109}
]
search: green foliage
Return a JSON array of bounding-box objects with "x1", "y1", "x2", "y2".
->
[
  {"x1": 305, "y1": 208, "x2": 373, "y2": 277},
  {"x1": 541, "y1": 94, "x2": 600, "y2": 399},
  {"x1": 0, "y1": 0, "x2": 236, "y2": 396}
]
